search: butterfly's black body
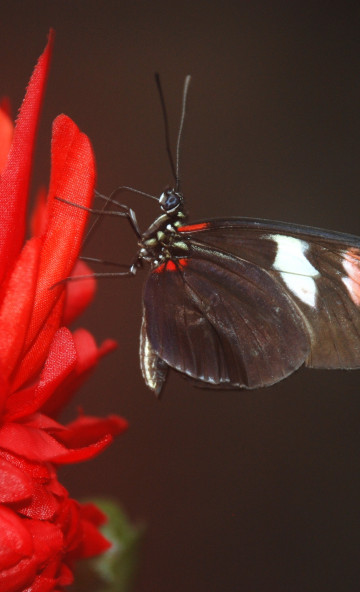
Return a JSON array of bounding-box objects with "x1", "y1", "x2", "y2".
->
[{"x1": 138, "y1": 189, "x2": 189, "y2": 267}]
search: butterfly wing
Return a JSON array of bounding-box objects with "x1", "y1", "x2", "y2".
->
[
  {"x1": 141, "y1": 218, "x2": 360, "y2": 393},
  {"x1": 182, "y1": 218, "x2": 360, "y2": 369}
]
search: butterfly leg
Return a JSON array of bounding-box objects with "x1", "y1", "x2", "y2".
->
[
  {"x1": 55, "y1": 196, "x2": 142, "y2": 239},
  {"x1": 50, "y1": 256, "x2": 142, "y2": 289},
  {"x1": 80, "y1": 254, "x2": 143, "y2": 274}
]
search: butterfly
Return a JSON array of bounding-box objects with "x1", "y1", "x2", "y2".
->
[
  {"x1": 62, "y1": 76, "x2": 360, "y2": 396},
  {"x1": 135, "y1": 189, "x2": 360, "y2": 395}
]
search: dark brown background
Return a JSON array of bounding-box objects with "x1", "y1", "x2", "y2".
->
[{"x1": 2, "y1": 2, "x2": 360, "y2": 591}]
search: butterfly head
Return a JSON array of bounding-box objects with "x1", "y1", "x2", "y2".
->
[{"x1": 159, "y1": 188, "x2": 184, "y2": 217}]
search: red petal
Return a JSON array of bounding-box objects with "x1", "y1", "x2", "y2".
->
[
  {"x1": 41, "y1": 329, "x2": 117, "y2": 418},
  {"x1": 79, "y1": 502, "x2": 107, "y2": 526},
  {"x1": 0, "y1": 101, "x2": 13, "y2": 173},
  {"x1": 0, "y1": 31, "x2": 54, "y2": 284},
  {"x1": 0, "y1": 372, "x2": 8, "y2": 414},
  {"x1": 0, "y1": 237, "x2": 41, "y2": 380},
  {"x1": 0, "y1": 506, "x2": 33, "y2": 568},
  {"x1": 30, "y1": 186, "x2": 49, "y2": 237},
  {"x1": 0, "y1": 96, "x2": 12, "y2": 118},
  {"x1": 63, "y1": 260, "x2": 96, "y2": 326},
  {"x1": 11, "y1": 292, "x2": 66, "y2": 391},
  {"x1": 0, "y1": 557, "x2": 36, "y2": 592},
  {"x1": 56, "y1": 497, "x2": 81, "y2": 552},
  {"x1": 0, "y1": 423, "x2": 71, "y2": 462},
  {"x1": 5, "y1": 328, "x2": 77, "y2": 421},
  {"x1": 27, "y1": 519, "x2": 63, "y2": 564},
  {"x1": 61, "y1": 414, "x2": 128, "y2": 448},
  {"x1": 72, "y1": 330, "x2": 117, "y2": 371},
  {"x1": 0, "y1": 457, "x2": 33, "y2": 502},
  {"x1": 0, "y1": 513, "x2": 39, "y2": 591},
  {"x1": 0, "y1": 420, "x2": 118, "y2": 465},
  {"x1": 23, "y1": 576, "x2": 58, "y2": 592},
  {"x1": 72, "y1": 328, "x2": 107, "y2": 372},
  {"x1": 51, "y1": 435, "x2": 114, "y2": 464},
  {"x1": 0, "y1": 450, "x2": 52, "y2": 481},
  {"x1": 16, "y1": 479, "x2": 60, "y2": 521},
  {"x1": 23, "y1": 414, "x2": 65, "y2": 433},
  {"x1": 78, "y1": 518, "x2": 111, "y2": 558},
  {"x1": 23, "y1": 114, "x2": 96, "y2": 352},
  {"x1": 57, "y1": 563, "x2": 74, "y2": 585}
]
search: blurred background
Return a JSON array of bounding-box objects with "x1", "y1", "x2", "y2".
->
[{"x1": 2, "y1": 2, "x2": 360, "y2": 590}]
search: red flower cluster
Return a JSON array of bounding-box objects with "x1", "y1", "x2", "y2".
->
[{"x1": 0, "y1": 32, "x2": 127, "y2": 591}]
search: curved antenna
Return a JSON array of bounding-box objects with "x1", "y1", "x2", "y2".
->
[
  {"x1": 175, "y1": 75, "x2": 191, "y2": 192},
  {"x1": 155, "y1": 74, "x2": 192, "y2": 192},
  {"x1": 155, "y1": 73, "x2": 177, "y2": 183},
  {"x1": 104, "y1": 186, "x2": 159, "y2": 202}
]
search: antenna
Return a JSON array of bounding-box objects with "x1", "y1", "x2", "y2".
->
[
  {"x1": 155, "y1": 74, "x2": 191, "y2": 192},
  {"x1": 175, "y1": 75, "x2": 191, "y2": 192},
  {"x1": 155, "y1": 73, "x2": 177, "y2": 183}
]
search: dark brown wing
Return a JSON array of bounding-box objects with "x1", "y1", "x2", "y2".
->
[
  {"x1": 181, "y1": 218, "x2": 360, "y2": 369},
  {"x1": 141, "y1": 218, "x2": 360, "y2": 392},
  {"x1": 142, "y1": 244, "x2": 310, "y2": 390}
]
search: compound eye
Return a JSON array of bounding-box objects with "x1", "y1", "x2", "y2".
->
[{"x1": 159, "y1": 189, "x2": 182, "y2": 213}]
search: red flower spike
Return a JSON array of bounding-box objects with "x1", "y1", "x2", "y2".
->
[
  {"x1": 0, "y1": 31, "x2": 54, "y2": 284},
  {"x1": 0, "y1": 33, "x2": 129, "y2": 591}
]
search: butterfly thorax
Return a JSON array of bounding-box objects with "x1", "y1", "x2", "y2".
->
[{"x1": 139, "y1": 188, "x2": 190, "y2": 268}]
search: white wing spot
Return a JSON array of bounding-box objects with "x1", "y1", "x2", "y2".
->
[{"x1": 270, "y1": 234, "x2": 319, "y2": 307}]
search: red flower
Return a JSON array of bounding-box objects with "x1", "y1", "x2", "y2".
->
[{"x1": 0, "y1": 32, "x2": 128, "y2": 591}]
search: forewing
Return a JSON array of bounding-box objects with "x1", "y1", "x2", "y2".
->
[
  {"x1": 143, "y1": 247, "x2": 310, "y2": 389},
  {"x1": 180, "y1": 218, "x2": 360, "y2": 369}
]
